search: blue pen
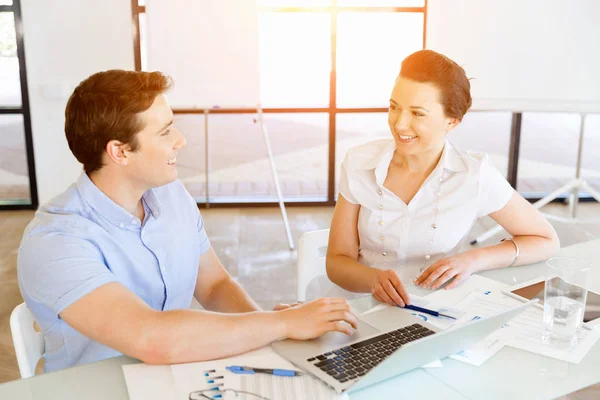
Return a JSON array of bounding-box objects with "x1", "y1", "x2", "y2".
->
[
  {"x1": 226, "y1": 366, "x2": 303, "y2": 377},
  {"x1": 402, "y1": 304, "x2": 456, "y2": 320}
]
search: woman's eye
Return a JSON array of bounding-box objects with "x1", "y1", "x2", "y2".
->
[
  {"x1": 413, "y1": 111, "x2": 424, "y2": 117},
  {"x1": 162, "y1": 129, "x2": 171, "y2": 136}
]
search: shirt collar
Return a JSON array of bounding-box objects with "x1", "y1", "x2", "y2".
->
[
  {"x1": 76, "y1": 172, "x2": 163, "y2": 227},
  {"x1": 359, "y1": 139, "x2": 467, "y2": 184}
]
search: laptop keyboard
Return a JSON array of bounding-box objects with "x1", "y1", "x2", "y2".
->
[{"x1": 306, "y1": 323, "x2": 435, "y2": 383}]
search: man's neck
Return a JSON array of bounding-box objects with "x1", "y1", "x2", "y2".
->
[{"x1": 87, "y1": 169, "x2": 146, "y2": 220}]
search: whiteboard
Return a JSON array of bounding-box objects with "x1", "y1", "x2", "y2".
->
[
  {"x1": 145, "y1": 0, "x2": 261, "y2": 108},
  {"x1": 427, "y1": 0, "x2": 600, "y2": 113}
]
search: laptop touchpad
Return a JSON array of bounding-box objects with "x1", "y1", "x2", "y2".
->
[{"x1": 359, "y1": 306, "x2": 417, "y2": 332}]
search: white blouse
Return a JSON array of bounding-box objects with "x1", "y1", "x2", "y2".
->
[{"x1": 338, "y1": 138, "x2": 514, "y2": 282}]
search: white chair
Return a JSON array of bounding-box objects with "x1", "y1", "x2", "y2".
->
[
  {"x1": 10, "y1": 302, "x2": 45, "y2": 378},
  {"x1": 296, "y1": 229, "x2": 330, "y2": 301}
]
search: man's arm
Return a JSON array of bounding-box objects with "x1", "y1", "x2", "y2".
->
[
  {"x1": 59, "y1": 282, "x2": 358, "y2": 365},
  {"x1": 193, "y1": 248, "x2": 260, "y2": 313}
]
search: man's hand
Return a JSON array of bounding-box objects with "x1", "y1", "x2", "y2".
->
[
  {"x1": 370, "y1": 269, "x2": 410, "y2": 307},
  {"x1": 278, "y1": 298, "x2": 358, "y2": 340},
  {"x1": 414, "y1": 252, "x2": 479, "y2": 290}
]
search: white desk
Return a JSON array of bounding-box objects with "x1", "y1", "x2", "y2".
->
[{"x1": 2, "y1": 239, "x2": 600, "y2": 399}]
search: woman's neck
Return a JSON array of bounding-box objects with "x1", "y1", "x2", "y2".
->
[{"x1": 391, "y1": 142, "x2": 445, "y2": 175}]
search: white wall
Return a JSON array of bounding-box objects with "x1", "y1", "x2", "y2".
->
[
  {"x1": 21, "y1": 0, "x2": 134, "y2": 205},
  {"x1": 427, "y1": 0, "x2": 600, "y2": 112}
]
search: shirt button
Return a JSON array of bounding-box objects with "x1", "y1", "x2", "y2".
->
[
  {"x1": 382, "y1": 252, "x2": 387, "y2": 256},
  {"x1": 432, "y1": 223, "x2": 437, "y2": 229},
  {"x1": 131, "y1": 218, "x2": 137, "y2": 224},
  {"x1": 378, "y1": 190, "x2": 383, "y2": 196},
  {"x1": 378, "y1": 220, "x2": 384, "y2": 226},
  {"x1": 160, "y1": 265, "x2": 166, "y2": 271},
  {"x1": 438, "y1": 177, "x2": 443, "y2": 182},
  {"x1": 425, "y1": 255, "x2": 431, "y2": 261},
  {"x1": 378, "y1": 204, "x2": 384, "y2": 210},
  {"x1": 119, "y1": 222, "x2": 125, "y2": 229},
  {"x1": 380, "y1": 236, "x2": 385, "y2": 241}
]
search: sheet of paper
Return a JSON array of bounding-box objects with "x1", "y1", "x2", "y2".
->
[
  {"x1": 360, "y1": 294, "x2": 464, "y2": 331},
  {"x1": 421, "y1": 359, "x2": 443, "y2": 368},
  {"x1": 455, "y1": 290, "x2": 600, "y2": 364},
  {"x1": 424, "y1": 273, "x2": 508, "y2": 306},
  {"x1": 170, "y1": 348, "x2": 344, "y2": 400},
  {"x1": 450, "y1": 321, "x2": 522, "y2": 366}
]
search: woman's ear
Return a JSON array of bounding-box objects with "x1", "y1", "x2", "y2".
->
[{"x1": 446, "y1": 117, "x2": 460, "y2": 132}]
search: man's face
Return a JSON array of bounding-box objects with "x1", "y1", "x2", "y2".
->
[{"x1": 125, "y1": 94, "x2": 187, "y2": 189}]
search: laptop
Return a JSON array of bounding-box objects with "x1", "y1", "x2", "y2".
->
[{"x1": 272, "y1": 299, "x2": 537, "y2": 394}]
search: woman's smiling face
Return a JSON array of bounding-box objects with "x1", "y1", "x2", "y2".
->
[{"x1": 388, "y1": 77, "x2": 459, "y2": 156}]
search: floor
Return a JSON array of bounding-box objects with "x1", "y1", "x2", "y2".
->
[{"x1": 1, "y1": 202, "x2": 600, "y2": 398}]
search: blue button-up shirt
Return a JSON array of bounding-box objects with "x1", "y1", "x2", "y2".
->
[{"x1": 17, "y1": 173, "x2": 211, "y2": 372}]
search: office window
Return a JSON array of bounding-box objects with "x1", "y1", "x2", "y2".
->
[
  {"x1": 336, "y1": 12, "x2": 423, "y2": 107},
  {"x1": 0, "y1": 12, "x2": 21, "y2": 106},
  {"x1": 207, "y1": 113, "x2": 329, "y2": 203},
  {"x1": 135, "y1": 3, "x2": 426, "y2": 205},
  {"x1": 448, "y1": 111, "x2": 512, "y2": 178},
  {"x1": 0, "y1": 1, "x2": 36, "y2": 208},
  {"x1": 582, "y1": 114, "x2": 600, "y2": 194},
  {"x1": 518, "y1": 113, "x2": 582, "y2": 196},
  {"x1": 258, "y1": 12, "x2": 330, "y2": 107},
  {"x1": 338, "y1": 0, "x2": 424, "y2": 5}
]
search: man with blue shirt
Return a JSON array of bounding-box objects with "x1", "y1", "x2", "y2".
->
[{"x1": 17, "y1": 70, "x2": 357, "y2": 373}]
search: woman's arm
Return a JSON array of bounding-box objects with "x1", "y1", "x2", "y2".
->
[
  {"x1": 415, "y1": 191, "x2": 560, "y2": 290},
  {"x1": 473, "y1": 191, "x2": 560, "y2": 269},
  {"x1": 326, "y1": 195, "x2": 410, "y2": 306}
]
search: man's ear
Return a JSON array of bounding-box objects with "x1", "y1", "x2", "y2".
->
[{"x1": 105, "y1": 140, "x2": 132, "y2": 166}]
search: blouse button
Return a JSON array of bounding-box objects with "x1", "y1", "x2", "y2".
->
[
  {"x1": 378, "y1": 204, "x2": 384, "y2": 210},
  {"x1": 119, "y1": 222, "x2": 125, "y2": 229},
  {"x1": 378, "y1": 190, "x2": 383, "y2": 196},
  {"x1": 438, "y1": 177, "x2": 443, "y2": 182},
  {"x1": 425, "y1": 255, "x2": 431, "y2": 261},
  {"x1": 382, "y1": 252, "x2": 387, "y2": 256},
  {"x1": 432, "y1": 223, "x2": 437, "y2": 229},
  {"x1": 378, "y1": 220, "x2": 384, "y2": 226},
  {"x1": 380, "y1": 236, "x2": 385, "y2": 241}
]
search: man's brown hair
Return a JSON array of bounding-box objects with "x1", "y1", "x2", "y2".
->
[{"x1": 65, "y1": 70, "x2": 173, "y2": 173}]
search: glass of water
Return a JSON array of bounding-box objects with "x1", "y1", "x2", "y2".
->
[{"x1": 543, "y1": 256, "x2": 591, "y2": 345}]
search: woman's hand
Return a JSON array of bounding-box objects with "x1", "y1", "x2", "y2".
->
[
  {"x1": 272, "y1": 302, "x2": 303, "y2": 311},
  {"x1": 414, "y1": 251, "x2": 480, "y2": 290},
  {"x1": 370, "y1": 269, "x2": 410, "y2": 307}
]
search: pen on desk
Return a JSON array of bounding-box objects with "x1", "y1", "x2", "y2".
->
[
  {"x1": 226, "y1": 365, "x2": 303, "y2": 377},
  {"x1": 402, "y1": 304, "x2": 456, "y2": 320}
]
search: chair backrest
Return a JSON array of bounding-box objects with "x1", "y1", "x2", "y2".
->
[
  {"x1": 296, "y1": 229, "x2": 330, "y2": 301},
  {"x1": 10, "y1": 302, "x2": 45, "y2": 378}
]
